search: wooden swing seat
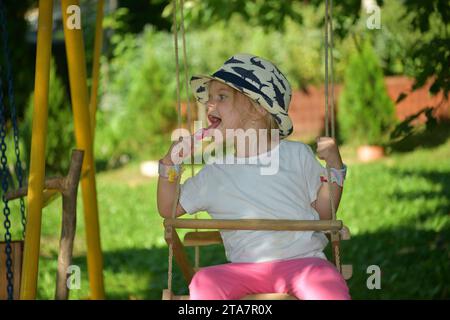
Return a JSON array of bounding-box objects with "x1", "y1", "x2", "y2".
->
[
  {"x1": 183, "y1": 225, "x2": 351, "y2": 247},
  {"x1": 163, "y1": 218, "x2": 352, "y2": 300},
  {"x1": 162, "y1": 289, "x2": 297, "y2": 300}
]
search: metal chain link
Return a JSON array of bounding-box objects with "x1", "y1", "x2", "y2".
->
[
  {"x1": 0, "y1": 68, "x2": 14, "y2": 300},
  {"x1": 0, "y1": 1, "x2": 26, "y2": 237}
]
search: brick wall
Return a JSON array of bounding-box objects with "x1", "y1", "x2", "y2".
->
[{"x1": 288, "y1": 76, "x2": 449, "y2": 140}]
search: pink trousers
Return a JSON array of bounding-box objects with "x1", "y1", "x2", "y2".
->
[{"x1": 189, "y1": 257, "x2": 350, "y2": 300}]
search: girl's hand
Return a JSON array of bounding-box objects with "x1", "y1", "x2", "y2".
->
[
  {"x1": 161, "y1": 135, "x2": 196, "y2": 165},
  {"x1": 316, "y1": 137, "x2": 344, "y2": 169},
  {"x1": 161, "y1": 127, "x2": 216, "y2": 165}
]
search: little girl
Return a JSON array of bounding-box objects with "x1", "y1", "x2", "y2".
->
[{"x1": 157, "y1": 54, "x2": 350, "y2": 300}]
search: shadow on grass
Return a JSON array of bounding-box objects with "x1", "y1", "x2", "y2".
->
[{"x1": 387, "y1": 119, "x2": 450, "y2": 153}]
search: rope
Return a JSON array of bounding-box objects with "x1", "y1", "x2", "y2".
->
[
  {"x1": 166, "y1": 0, "x2": 181, "y2": 297},
  {"x1": 329, "y1": 0, "x2": 336, "y2": 139},
  {"x1": 324, "y1": 0, "x2": 337, "y2": 221},
  {"x1": 179, "y1": 0, "x2": 200, "y2": 270},
  {"x1": 324, "y1": 0, "x2": 341, "y2": 272},
  {"x1": 324, "y1": 0, "x2": 329, "y2": 139},
  {"x1": 180, "y1": 0, "x2": 193, "y2": 171},
  {"x1": 167, "y1": 2, "x2": 199, "y2": 297}
]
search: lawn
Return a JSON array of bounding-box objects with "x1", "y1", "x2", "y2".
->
[{"x1": 3, "y1": 137, "x2": 450, "y2": 299}]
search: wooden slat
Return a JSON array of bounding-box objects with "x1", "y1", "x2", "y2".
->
[
  {"x1": 340, "y1": 225, "x2": 351, "y2": 240},
  {"x1": 165, "y1": 227, "x2": 195, "y2": 283},
  {"x1": 184, "y1": 231, "x2": 223, "y2": 247},
  {"x1": 162, "y1": 290, "x2": 297, "y2": 300},
  {"x1": 12, "y1": 241, "x2": 23, "y2": 300},
  {"x1": 0, "y1": 241, "x2": 24, "y2": 300},
  {"x1": 324, "y1": 225, "x2": 351, "y2": 241},
  {"x1": 165, "y1": 218, "x2": 343, "y2": 232},
  {"x1": 162, "y1": 289, "x2": 190, "y2": 300},
  {"x1": 185, "y1": 228, "x2": 350, "y2": 247},
  {"x1": 342, "y1": 264, "x2": 353, "y2": 280},
  {"x1": 0, "y1": 242, "x2": 5, "y2": 299},
  {"x1": 43, "y1": 189, "x2": 61, "y2": 208},
  {"x1": 242, "y1": 293, "x2": 297, "y2": 300},
  {"x1": 5, "y1": 181, "x2": 62, "y2": 209}
]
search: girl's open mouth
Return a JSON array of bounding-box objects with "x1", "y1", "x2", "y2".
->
[{"x1": 207, "y1": 114, "x2": 222, "y2": 129}]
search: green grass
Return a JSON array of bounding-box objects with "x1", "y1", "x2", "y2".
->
[{"x1": 2, "y1": 138, "x2": 450, "y2": 299}]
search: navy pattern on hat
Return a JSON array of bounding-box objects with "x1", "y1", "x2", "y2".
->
[{"x1": 190, "y1": 53, "x2": 293, "y2": 138}]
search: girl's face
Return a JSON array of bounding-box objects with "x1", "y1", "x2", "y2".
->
[{"x1": 206, "y1": 80, "x2": 264, "y2": 136}]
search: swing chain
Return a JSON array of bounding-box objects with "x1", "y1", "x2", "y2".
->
[
  {"x1": 0, "y1": 1, "x2": 26, "y2": 237},
  {"x1": 0, "y1": 73, "x2": 14, "y2": 301}
]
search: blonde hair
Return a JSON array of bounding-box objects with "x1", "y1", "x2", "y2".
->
[
  {"x1": 250, "y1": 99, "x2": 279, "y2": 132},
  {"x1": 235, "y1": 92, "x2": 279, "y2": 140}
]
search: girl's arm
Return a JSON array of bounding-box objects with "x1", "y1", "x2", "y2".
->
[
  {"x1": 312, "y1": 177, "x2": 343, "y2": 220},
  {"x1": 311, "y1": 137, "x2": 344, "y2": 220},
  {"x1": 157, "y1": 143, "x2": 187, "y2": 218}
]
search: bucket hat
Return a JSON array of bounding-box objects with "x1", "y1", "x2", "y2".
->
[{"x1": 190, "y1": 53, "x2": 293, "y2": 138}]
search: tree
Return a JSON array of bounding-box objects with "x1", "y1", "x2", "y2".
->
[{"x1": 338, "y1": 40, "x2": 396, "y2": 146}]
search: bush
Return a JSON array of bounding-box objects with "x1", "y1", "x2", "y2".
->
[
  {"x1": 338, "y1": 40, "x2": 396, "y2": 146},
  {"x1": 22, "y1": 58, "x2": 75, "y2": 175}
]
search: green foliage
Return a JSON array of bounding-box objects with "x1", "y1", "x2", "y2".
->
[
  {"x1": 112, "y1": 0, "x2": 171, "y2": 34},
  {"x1": 22, "y1": 59, "x2": 75, "y2": 175},
  {"x1": 163, "y1": 0, "x2": 303, "y2": 32},
  {"x1": 371, "y1": 0, "x2": 450, "y2": 97},
  {"x1": 338, "y1": 40, "x2": 396, "y2": 146}
]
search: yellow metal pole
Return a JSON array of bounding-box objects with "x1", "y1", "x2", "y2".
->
[
  {"x1": 89, "y1": 0, "x2": 104, "y2": 138},
  {"x1": 62, "y1": 0, "x2": 105, "y2": 299},
  {"x1": 20, "y1": 0, "x2": 53, "y2": 300}
]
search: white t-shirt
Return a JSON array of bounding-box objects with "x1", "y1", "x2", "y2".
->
[{"x1": 179, "y1": 139, "x2": 329, "y2": 263}]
